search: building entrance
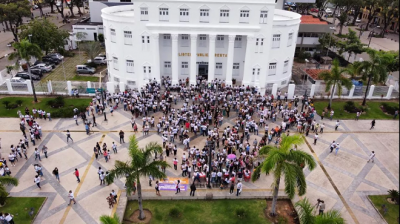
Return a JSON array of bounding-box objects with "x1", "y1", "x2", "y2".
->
[{"x1": 198, "y1": 64, "x2": 208, "y2": 79}]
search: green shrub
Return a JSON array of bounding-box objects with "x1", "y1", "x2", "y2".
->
[
  {"x1": 8, "y1": 104, "x2": 18, "y2": 109},
  {"x1": 168, "y1": 207, "x2": 181, "y2": 218},
  {"x1": 278, "y1": 216, "x2": 288, "y2": 224},
  {"x1": 235, "y1": 207, "x2": 246, "y2": 218},
  {"x1": 388, "y1": 189, "x2": 399, "y2": 204},
  {"x1": 343, "y1": 101, "x2": 362, "y2": 113},
  {"x1": 2, "y1": 100, "x2": 10, "y2": 108},
  {"x1": 98, "y1": 33, "x2": 104, "y2": 43},
  {"x1": 15, "y1": 100, "x2": 23, "y2": 106},
  {"x1": 381, "y1": 103, "x2": 399, "y2": 115},
  {"x1": 54, "y1": 96, "x2": 65, "y2": 107}
]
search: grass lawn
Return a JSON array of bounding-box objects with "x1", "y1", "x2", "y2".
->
[
  {"x1": 124, "y1": 200, "x2": 270, "y2": 224},
  {"x1": 70, "y1": 75, "x2": 99, "y2": 82},
  {"x1": 0, "y1": 197, "x2": 46, "y2": 224},
  {"x1": 369, "y1": 195, "x2": 399, "y2": 224},
  {"x1": 0, "y1": 97, "x2": 91, "y2": 117},
  {"x1": 313, "y1": 101, "x2": 399, "y2": 120}
]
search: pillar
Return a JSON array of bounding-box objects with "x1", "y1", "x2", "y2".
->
[
  {"x1": 225, "y1": 35, "x2": 235, "y2": 86},
  {"x1": 106, "y1": 81, "x2": 115, "y2": 94},
  {"x1": 119, "y1": 81, "x2": 126, "y2": 92},
  {"x1": 5, "y1": 79, "x2": 13, "y2": 93},
  {"x1": 348, "y1": 85, "x2": 355, "y2": 98},
  {"x1": 67, "y1": 81, "x2": 72, "y2": 95},
  {"x1": 152, "y1": 33, "x2": 161, "y2": 82},
  {"x1": 25, "y1": 80, "x2": 33, "y2": 93},
  {"x1": 367, "y1": 85, "x2": 375, "y2": 99},
  {"x1": 47, "y1": 80, "x2": 53, "y2": 93},
  {"x1": 310, "y1": 84, "x2": 316, "y2": 97},
  {"x1": 171, "y1": 34, "x2": 179, "y2": 85},
  {"x1": 271, "y1": 84, "x2": 278, "y2": 96},
  {"x1": 87, "y1": 81, "x2": 91, "y2": 88},
  {"x1": 288, "y1": 84, "x2": 295, "y2": 99},
  {"x1": 0, "y1": 71, "x2": 3, "y2": 84},
  {"x1": 386, "y1": 85, "x2": 394, "y2": 99},
  {"x1": 242, "y1": 35, "x2": 254, "y2": 86},
  {"x1": 190, "y1": 34, "x2": 197, "y2": 85},
  {"x1": 208, "y1": 34, "x2": 216, "y2": 83}
]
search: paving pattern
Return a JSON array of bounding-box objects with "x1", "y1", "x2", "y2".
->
[{"x1": 0, "y1": 104, "x2": 397, "y2": 224}]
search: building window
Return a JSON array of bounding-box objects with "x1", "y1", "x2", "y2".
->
[
  {"x1": 163, "y1": 34, "x2": 171, "y2": 47},
  {"x1": 147, "y1": 36, "x2": 150, "y2": 44},
  {"x1": 181, "y1": 62, "x2": 188, "y2": 75},
  {"x1": 126, "y1": 60, "x2": 134, "y2": 73},
  {"x1": 148, "y1": 66, "x2": 151, "y2": 74},
  {"x1": 239, "y1": 10, "x2": 249, "y2": 23},
  {"x1": 110, "y1": 28, "x2": 116, "y2": 43},
  {"x1": 199, "y1": 35, "x2": 207, "y2": 47},
  {"x1": 164, "y1": 61, "x2": 171, "y2": 68},
  {"x1": 159, "y1": 8, "x2": 169, "y2": 21},
  {"x1": 200, "y1": 9, "x2": 209, "y2": 23},
  {"x1": 216, "y1": 35, "x2": 224, "y2": 48},
  {"x1": 215, "y1": 62, "x2": 222, "y2": 75},
  {"x1": 180, "y1": 8, "x2": 189, "y2": 22},
  {"x1": 268, "y1": 63, "x2": 277, "y2": 76},
  {"x1": 255, "y1": 38, "x2": 264, "y2": 53},
  {"x1": 288, "y1": 33, "x2": 293, "y2": 47},
  {"x1": 124, "y1": 31, "x2": 132, "y2": 45},
  {"x1": 143, "y1": 66, "x2": 146, "y2": 73},
  {"x1": 260, "y1": 10, "x2": 268, "y2": 24},
  {"x1": 234, "y1": 36, "x2": 242, "y2": 48},
  {"x1": 283, "y1": 60, "x2": 289, "y2": 73},
  {"x1": 220, "y1": 9, "x2": 229, "y2": 23},
  {"x1": 233, "y1": 63, "x2": 239, "y2": 69},
  {"x1": 272, "y1": 34, "x2": 280, "y2": 49},
  {"x1": 181, "y1": 34, "x2": 189, "y2": 47},
  {"x1": 113, "y1": 57, "x2": 118, "y2": 70},
  {"x1": 140, "y1": 7, "x2": 148, "y2": 21}
]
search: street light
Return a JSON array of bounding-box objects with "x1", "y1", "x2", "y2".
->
[{"x1": 368, "y1": 26, "x2": 380, "y2": 47}]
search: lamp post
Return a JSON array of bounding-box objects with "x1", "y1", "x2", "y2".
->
[
  {"x1": 301, "y1": 89, "x2": 308, "y2": 112},
  {"x1": 368, "y1": 26, "x2": 380, "y2": 47}
]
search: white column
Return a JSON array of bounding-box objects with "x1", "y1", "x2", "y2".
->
[
  {"x1": 152, "y1": 33, "x2": 161, "y2": 82},
  {"x1": 367, "y1": 85, "x2": 375, "y2": 99},
  {"x1": 87, "y1": 81, "x2": 91, "y2": 88},
  {"x1": 288, "y1": 84, "x2": 295, "y2": 99},
  {"x1": 242, "y1": 35, "x2": 254, "y2": 86},
  {"x1": 310, "y1": 84, "x2": 316, "y2": 97},
  {"x1": 25, "y1": 80, "x2": 33, "y2": 93},
  {"x1": 120, "y1": 81, "x2": 126, "y2": 92},
  {"x1": 208, "y1": 34, "x2": 216, "y2": 83},
  {"x1": 5, "y1": 79, "x2": 13, "y2": 93},
  {"x1": 171, "y1": 34, "x2": 179, "y2": 85},
  {"x1": 106, "y1": 81, "x2": 115, "y2": 94},
  {"x1": 47, "y1": 80, "x2": 53, "y2": 93},
  {"x1": 272, "y1": 84, "x2": 278, "y2": 96},
  {"x1": 386, "y1": 85, "x2": 394, "y2": 99},
  {"x1": 348, "y1": 85, "x2": 355, "y2": 98},
  {"x1": 67, "y1": 81, "x2": 72, "y2": 95},
  {"x1": 190, "y1": 34, "x2": 197, "y2": 85},
  {"x1": 225, "y1": 35, "x2": 235, "y2": 86}
]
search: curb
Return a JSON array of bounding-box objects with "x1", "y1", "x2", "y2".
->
[{"x1": 366, "y1": 195, "x2": 389, "y2": 224}]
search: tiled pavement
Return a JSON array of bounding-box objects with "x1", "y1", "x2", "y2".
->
[{"x1": 0, "y1": 105, "x2": 398, "y2": 224}]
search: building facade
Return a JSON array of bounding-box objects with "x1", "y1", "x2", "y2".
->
[{"x1": 101, "y1": 0, "x2": 301, "y2": 89}]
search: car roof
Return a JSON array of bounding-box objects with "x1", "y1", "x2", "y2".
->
[{"x1": 11, "y1": 77, "x2": 23, "y2": 80}]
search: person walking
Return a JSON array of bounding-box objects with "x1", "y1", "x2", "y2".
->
[
  {"x1": 53, "y1": 167, "x2": 60, "y2": 182},
  {"x1": 119, "y1": 130, "x2": 125, "y2": 143},
  {"x1": 34, "y1": 148, "x2": 41, "y2": 161},
  {"x1": 173, "y1": 158, "x2": 178, "y2": 170},
  {"x1": 85, "y1": 123, "x2": 90, "y2": 135},
  {"x1": 229, "y1": 182, "x2": 235, "y2": 194},
  {"x1": 175, "y1": 180, "x2": 181, "y2": 194},
  {"x1": 111, "y1": 190, "x2": 118, "y2": 203},
  {"x1": 68, "y1": 190, "x2": 76, "y2": 205},
  {"x1": 42, "y1": 145, "x2": 48, "y2": 158},
  {"x1": 92, "y1": 115, "x2": 97, "y2": 127},
  {"x1": 155, "y1": 181, "x2": 161, "y2": 196},
  {"x1": 100, "y1": 172, "x2": 105, "y2": 185},
  {"x1": 335, "y1": 120, "x2": 340, "y2": 131},
  {"x1": 106, "y1": 193, "x2": 114, "y2": 208},
  {"x1": 367, "y1": 151, "x2": 375, "y2": 163},
  {"x1": 394, "y1": 110, "x2": 398, "y2": 119},
  {"x1": 66, "y1": 130, "x2": 73, "y2": 142},
  {"x1": 335, "y1": 143, "x2": 340, "y2": 156},
  {"x1": 34, "y1": 175, "x2": 41, "y2": 189},
  {"x1": 320, "y1": 123, "x2": 325, "y2": 134},
  {"x1": 330, "y1": 140, "x2": 336, "y2": 153},
  {"x1": 236, "y1": 180, "x2": 242, "y2": 196},
  {"x1": 112, "y1": 142, "x2": 117, "y2": 154},
  {"x1": 314, "y1": 133, "x2": 319, "y2": 145},
  {"x1": 74, "y1": 168, "x2": 80, "y2": 183},
  {"x1": 329, "y1": 110, "x2": 334, "y2": 120},
  {"x1": 370, "y1": 119, "x2": 376, "y2": 130},
  {"x1": 318, "y1": 200, "x2": 325, "y2": 215},
  {"x1": 190, "y1": 182, "x2": 196, "y2": 196},
  {"x1": 356, "y1": 112, "x2": 360, "y2": 121}
]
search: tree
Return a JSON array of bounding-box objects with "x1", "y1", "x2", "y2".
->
[
  {"x1": 316, "y1": 0, "x2": 330, "y2": 18},
  {"x1": 105, "y1": 135, "x2": 170, "y2": 220},
  {"x1": 358, "y1": 48, "x2": 392, "y2": 105},
  {"x1": 0, "y1": 0, "x2": 31, "y2": 42},
  {"x1": 337, "y1": 13, "x2": 348, "y2": 35},
  {"x1": 318, "y1": 33, "x2": 336, "y2": 56},
  {"x1": 8, "y1": 39, "x2": 43, "y2": 102},
  {"x1": 54, "y1": 0, "x2": 65, "y2": 22},
  {"x1": 33, "y1": 0, "x2": 45, "y2": 17},
  {"x1": 319, "y1": 59, "x2": 353, "y2": 109},
  {"x1": 345, "y1": 61, "x2": 363, "y2": 79},
  {"x1": 81, "y1": 41, "x2": 102, "y2": 62},
  {"x1": 251, "y1": 134, "x2": 316, "y2": 216},
  {"x1": 98, "y1": 33, "x2": 105, "y2": 43},
  {"x1": 379, "y1": 0, "x2": 399, "y2": 37},
  {"x1": 19, "y1": 19, "x2": 69, "y2": 54},
  {"x1": 295, "y1": 198, "x2": 345, "y2": 224},
  {"x1": 0, "y1": 176, "x2": 19, "y2": 206},
  {"x1": 99, "y1": 214, "x2": 120, "y2": 224},
  {"x1": 344, "y1": 28, "x2": 366, "y2": 61},
  {"x1": 363, "y1": 2, "x2": 381, "y2": 31}
]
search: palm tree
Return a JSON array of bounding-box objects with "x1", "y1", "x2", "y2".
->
[
  {"x1": 295, "y1": 198, "x2": 345, "y2": 224},
  {"x1": 358, "y1": 48, "x2": 392, "y2": 106},
  {"x1": 8, "y1": 39, "x2": 42, "y2": 102},
  {"x1": 0, "y1": 176, "x2": 19, "y2": 205},
  {"x1": 105, "y1": 135, "x2": 170, "y2": 220},
  {"x1": 81, "y1": 41, "x2": 102, "y2": 63},
  {"x1": 318, "y1": 59, "x2": 352, "y2": 110},
  {"x1": 252, "y1": 134, "x2": 316, "y2": 216},
  {"x1": 99, "y1": 214, "x2": 120, "y2": 224},
  {"x1": 345, "y1": 61, "x2": 362, "y2": 79}
]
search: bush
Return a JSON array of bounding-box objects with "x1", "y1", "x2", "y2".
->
[
  {"x1": 98, "y1": 33, "x2": 104, "y2": 43},
  {"x1": 235, "y1": 207, "x2": 246, "y2": 218},
  {"x1": 47, "y1": 96, "x2": 65, "y2": 108},
  {"x1": 278, "y1": 217, "x2": 288, "y2": 224},
  {"x1": 8, "y1": 104, "x2": 18, "y2": 109},
  {"x1": 343, "y1": 101, "x2": 362, "y2": 113},
  {"x1": 381, "y1": 103, "x2": 399, "y2": 115},
  {"x1": 2, "y1": 100, "x2": 10, "y2": 108},
  {"x1": 168, "y1": 207, "x2": 181, "y2": 218},
  {"x1": 388, "y1": 189, "x2": 399, "y2": 204},
  {"x1": 15, "y1": 100, "x2": 23, "y2": 106}
]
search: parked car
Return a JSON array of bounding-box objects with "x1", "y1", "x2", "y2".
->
[
  {"x1": 26, "y1": 68, "x2": 43, "y2": 77},
  {"x1": 10, "y1": 77, "x2": 27, "y2": 86},
  {"x1": 76, "y1": 65, "x2": 95, "y2": 74},
  {"x1": 47, "y1": 53, "x2": 64, "y2": 60},
  {"x1": 15, "y1": 72, "x2": 40, "y2": 81},
  {"x1": 31, "y1": 63, "x2": 52, "y2": 73},
  {"x1": 87, "y1": 57, "x2": 107, "y2": 65},
  {"x1": 97, "y1": 54, "x2": 106, "y2": 59},
  {"x1": 356, "y1": 18, "x2": 361, "y2": 23},
  {"x1": 310, "y1": 8, "x2": 319, "y2": 13},
  {"x1": 325, "y1": 8, "x2": 333, "y2": 15},
  {"x1": 32, "y1": 5, "x2": 38, "y2": 9},
  {"x1": 34, "y1": 60, "x2": 56, "y2": 69},
  {"x1": 41, "y1": 56, "x2": 60, "y2": 65}
]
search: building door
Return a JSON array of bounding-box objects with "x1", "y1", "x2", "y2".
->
[
  {"x1": 198, "y1": 64, "x2": 208, "y2": 79},
  {"x1": 94, "y1": 33, "x2": 98, "y2": 41}
]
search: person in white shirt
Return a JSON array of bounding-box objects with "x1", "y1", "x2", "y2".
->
[
  {"x1": 68, "y1": 190, "x2": 76, "y2": 205},
  {"x1": 236, "y1": 180, "x2": 242, "y2": 196},
  {"x1": 314, "y1": 133, "x2": 319, "y2": 145},
  {"x1": 367, "y1": 151, "x2": 375, "y2": 163},
  {"x1": 34, "y1": 175, "x2": 41, "y2": 189},
  {"x1": 335, "y1": 120, "x2": 340, "y2": 131}
]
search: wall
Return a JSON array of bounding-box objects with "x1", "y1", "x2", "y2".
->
[
  {"x1": 72, "y1": 24, "x2": 104, "y2": 41},
  {"x1": 89, "y1": 1, "x2": 108, "y2": 23}
]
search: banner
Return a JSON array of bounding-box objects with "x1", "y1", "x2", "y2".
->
[{"x1": 158, "y1": 177, "x2": 188, "y2": 191}]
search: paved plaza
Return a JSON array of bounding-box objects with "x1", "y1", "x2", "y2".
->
[{"x1": 0, "y1": 105, "x2": 398, "y2": 224}]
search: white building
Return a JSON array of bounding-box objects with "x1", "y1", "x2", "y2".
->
[{"x1": 101, "y1": 0, "x2": 301, "y2": 89}]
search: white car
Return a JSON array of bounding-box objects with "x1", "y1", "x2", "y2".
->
[
  {"x1": 31, "y1": 63, "x2": 52, "y2": 73},
  {"x1": 10, "y1": 77, "x2": 27, "y2": 86},
  {"x1": 325, "y1": 8, "x2": 333, "y2": 15},
  {"x1": 87, "y1": 57, "x2": 107, "y2": 65},
  {"x1": 356, "y1": 18, "x2": 361, "y2": 23}
]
